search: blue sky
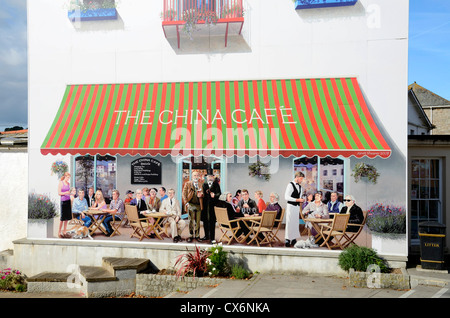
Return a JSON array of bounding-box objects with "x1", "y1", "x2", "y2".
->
[
  {"x1": 0, "y1": 0, "x2": 449, "y2": 131},
  {"x1": 408, "y1": 0, "x2": 450, "y2": 100}
]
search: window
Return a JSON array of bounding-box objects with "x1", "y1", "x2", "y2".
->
[
  {"x1": 74, "y1": 154, "x2": 117, "y2": 201},
  {"x1": 294, "y1": 156, "x2": 345, "y2": 199},
  {"x1": 410, "y1": 159, "x2": 442, "y2": 243}
]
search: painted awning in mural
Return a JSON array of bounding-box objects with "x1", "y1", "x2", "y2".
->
[{"x1": 40, "y1": 78, "x2": 391, "y2": 158}]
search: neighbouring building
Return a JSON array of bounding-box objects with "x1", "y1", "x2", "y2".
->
[
  {"x1": 0, "y1": 130, "x2": 28, "y2": 252},
  {"x1": 408, "y1": 83, "x2": 450, "y2": 254}
]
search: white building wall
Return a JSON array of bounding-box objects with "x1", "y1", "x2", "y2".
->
[
  {"x1": 0, "y1": 152, "x2": 28, "y2": 251},
  {"x1": 26, "y1": 0, "x2": 409, "y2": 243}
]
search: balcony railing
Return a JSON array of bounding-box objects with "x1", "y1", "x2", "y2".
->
[
  {"x1": 162, "y1": 0, "x2": 245, "y2": 49},
  {"x1": 162, "y1": 0, "x2": 244, "y2": 22}
]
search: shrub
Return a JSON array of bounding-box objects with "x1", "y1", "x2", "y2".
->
[
  {"x1": 206, "y1": 243, "x2": 230, "y2": 277},
  {"x1": 338, "y1": 245, "x2": 390, "y2": 273},
  {"x1": 28, "y1": 193, "x2": 58, "y2": 219},
  {"x1": 174, "y1": 245, "x2": 210, "y2": 279},
  {"x1": 0, "y1": 268, "x2": 27, "y2": 292},
  {"x1": 367, "y1": 203, "x2": 406, "y2": 234},
  {"x1": 231, "y1": 264, "x2": 251, "y2": 280}
]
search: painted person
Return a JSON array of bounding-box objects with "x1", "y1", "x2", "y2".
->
[
  {"x1": 182, "y1": 171, "x2": 204, "y2": 242},
  {"x1": 57, "y1": 172, "x2": 72, "y2": 238},
  {"x1": 284, "y1": 171, "x2": 305, "y2": 247}
]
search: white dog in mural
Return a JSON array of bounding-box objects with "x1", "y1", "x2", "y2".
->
[
  {"x1": 294, "y1": 236, "x2": 318, "y2": 249},
  {"x1": 66, "y1": 225, "x2": 93, "y2": 240}
]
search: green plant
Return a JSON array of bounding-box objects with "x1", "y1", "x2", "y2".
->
[
  {"x1": 248, "y1": 160, "x2": 271, "y2": 181},
  {"x1": 182, "y1": 8, "x2": 218, "y2": 39},
  {"x1": 160, "y1": 9, "x2": 177, "y2": 21},
  {"x1": 174, "y1": 245, "x2": 210, "y2": 278},
  {"x1": 206, "y1": 243, "x2": 230, "y2": 277},
  {"x1": 28, "y1": 193, "x2": 58, "y2": 220},
  {"x1": 338, "y1": 245, "x2": 390, "y2": 273},
  {"x1": 367, "y1": 203, "x2": 406, "y2": 234},
  {"x1": 221, "y1": 4, "x2": 244, "y2": 18},
  {"x1": 51, "y1": 160, "x2": 68, "y2": 178},
  {"x1": 231, "y1": 264, "x2": 251, "y2": 280},
  {"x1": 69, "y1": 0, "x2": 117, "y2": 12},
  {"x1": 351, "y1": 162, "x2": 379, "y2": 184},
  {"x1": 0, "y1": 268, "x2": 27, "y2": 292}
]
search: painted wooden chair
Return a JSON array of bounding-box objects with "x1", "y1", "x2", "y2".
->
[
  {"x1": 214, "y1": 206, "x2": 243, "y2": 245},
  {"x1": 125, "y1": 205, "x2": 151, "y2": 241},
  {"x1": 319, "y1": 213, "x2": 350, "y2": 250}
]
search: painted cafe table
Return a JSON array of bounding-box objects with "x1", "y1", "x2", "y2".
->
[
  {"x1": 84, "y1": 208, "x2": 109, "y2": 235},
  {"x1": 142, "y1": 211, "x2": 170, "y2": 240}
]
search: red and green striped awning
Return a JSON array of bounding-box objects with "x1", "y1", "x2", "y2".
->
[{"x1": 40, "y1": 78, "x2": 391, "y2": 158}]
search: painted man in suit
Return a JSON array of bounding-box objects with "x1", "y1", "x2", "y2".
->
[
  {"x1": 201, "y1": 175, "x2": 221, "y2": 243},
  {"x1": 182, "y1": 171, "x2": 204, "y2": 243},
  {"x1": 160, "y1": 188, "x2": 186, "y2": 243}
]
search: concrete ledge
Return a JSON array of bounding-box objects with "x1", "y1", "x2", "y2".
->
[
  {"x1": 407, "y1": 266, "x2": 450, "y2": 288},
  {"x1": 79, "y1": 266, "x2": 117, "y2": 282},
  {"x1": 102, "y1": 257, "x2": 150, "y2": 275},
  {"x1": 27, "y1": 272, "x2": 82, "y2": 294},
  {"x1": 11, "y1": 238, "x2": 408, "y2": 278}
]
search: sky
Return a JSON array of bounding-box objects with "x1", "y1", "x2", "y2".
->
[{"x1": 0, "y1": 0, "x2": 449, "y2": 132}]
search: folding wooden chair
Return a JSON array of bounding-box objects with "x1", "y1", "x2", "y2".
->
[
  {"x1": 214, "y1": 206, "x2": 242, "y2": 245},
  {"x1": 247, "y1": 211, "x2": 277, "y2": 247},
  {"x1": 109, "y1": 209, "x2": 127, "y2": 237},
  {"x1": 125, "y1": 205, "x2": 151, "y2": 241},
  {"x1": 319, "y1": 213, "x2": 350, "y2": 250},
  {"x1": 269, "y1": 208, "x2": 285, "y2": 243},
  {"x1": 342, "y1": 210, "x2": 369, "y2": 248}
]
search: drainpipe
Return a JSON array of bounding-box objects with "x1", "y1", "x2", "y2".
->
[{"x1": 430, "y1": 106, "x2": 433, "y2": 135}]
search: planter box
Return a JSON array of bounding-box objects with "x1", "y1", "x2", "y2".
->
[
  {"x1": 371, "y1": 232, "x2": 407, "y2": 255},
  {"x1": 348, "y1": 268, "x2": 410, "y2": 290},
  {"x1": 136, "y1": 273, "x2": 227, "y2": 298},
  {"x1": 28, "y1": 219, "x2": 54, "y2": 238},
  {"x1": 295, "y1": 0, "x2": 358, "y2": 10},
  {"x1": 68, "y1": 8, "x2": 118, "y2": 22}
]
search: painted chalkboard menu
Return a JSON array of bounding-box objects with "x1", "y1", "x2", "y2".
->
[{"x1": 131, "y1": 158, "x2": 162, "y2": 184}]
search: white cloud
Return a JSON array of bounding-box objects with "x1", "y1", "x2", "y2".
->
[
  {"x1": 0, "y1": 0, "x2": 28, "y2": 129},
  {"x1": 0, "y1": 48, "x2": 26, "y2": 66}
]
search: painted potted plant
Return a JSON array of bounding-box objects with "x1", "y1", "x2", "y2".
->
[
  {"x1": 182, "y1": 8, "x2": 218, "y2": 39},
  {"x1": 351, "y1": 162, "x2": 379, "y2": 184},
  {"x1": 28, "y1": 193, "x2": 58, "y2": 238},
  {"x1": 367, "y1": 203, "x2": 407, "y2": 255},
  {"x1": 248, "y1": 160, "x2": 271, "y2": 181},
  {"x1": 51, "y1": 160, "x2": 69, "y2": 179}
]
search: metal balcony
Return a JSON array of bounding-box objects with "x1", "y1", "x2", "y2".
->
[{"x1": 162, "y1": 0, "x2": 244, "y2": 49}]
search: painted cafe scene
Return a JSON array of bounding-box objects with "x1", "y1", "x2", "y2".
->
[{"x1": 27, "y1": 0, "x2": 408, "y2": 258}]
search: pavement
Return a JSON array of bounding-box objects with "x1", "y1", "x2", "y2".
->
[
  {"x1": 0, "y1": 263, "x2": 449, "y2": 300},
  {"x1": 164, "y1": 266, "x2": 450, "y2": 299}
]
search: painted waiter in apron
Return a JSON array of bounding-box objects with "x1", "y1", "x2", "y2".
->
[{"x1": 284, "y1": 171, "x2": 305, "y2": 247}]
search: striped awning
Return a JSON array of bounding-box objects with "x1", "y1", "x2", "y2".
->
[{"x1": 40, "y1": 78, "x2": 391, "y2": 158}]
